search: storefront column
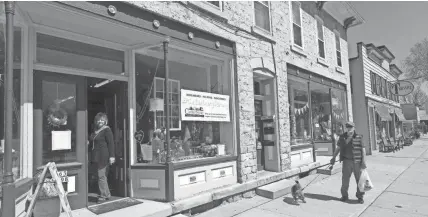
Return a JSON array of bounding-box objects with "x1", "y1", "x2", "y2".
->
[
  {"x1": 163, "y1": 37, "x2": 171, "y2": 163},
  {"x1": 2, "y1": 2, "x2": 16, "y2": 217},
  {"x1": 308, "y1": 82, "x2": 315, "y2": 162},
  {"x1": 329, "y1": 88, "x2": 335, "y2": 153}
]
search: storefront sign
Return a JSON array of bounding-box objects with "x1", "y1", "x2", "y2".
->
[
  {"x1": 181, "y1": 89, "x2": 230, "y2": 122},
  {"x1": 391, "y1": 81, "x2": 414, "y2": 96}
]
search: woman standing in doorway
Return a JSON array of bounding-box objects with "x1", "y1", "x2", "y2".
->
[{"x1": 89, "y1": 112, "x2": 115, "y2": 202}]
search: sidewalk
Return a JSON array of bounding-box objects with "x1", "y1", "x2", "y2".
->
[{"x1": 193, "y1": 138, "x2": 428, "y2": 217}]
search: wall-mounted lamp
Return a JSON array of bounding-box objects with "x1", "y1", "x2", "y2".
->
[
  {"x1": 153, "y1": 20, "x2": 160, "y2": 29},
  {"x1": 108, "y1": 5, "x2": 117, "y2": 16}
]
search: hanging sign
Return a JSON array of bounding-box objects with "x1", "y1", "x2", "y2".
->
[
  {"x1": 52, "y1": 130, "x2": 72, "y2": 150},
  {"x1": 181, "y1": 89, "x2": 230, "y2": 122},
  {"x1": 391, "y1": 81, "x2": 414, "y2": 96}
]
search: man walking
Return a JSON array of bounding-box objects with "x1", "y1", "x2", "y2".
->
[{"x1": 330, "y1": 121, "x2": 367, "y2": 204}]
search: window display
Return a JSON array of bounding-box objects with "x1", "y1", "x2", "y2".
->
[
  {"x1": 134, "y1": 46, "x2": 234, "y2": 164},
  {"x1": 311, "y1": 83, "x2": 332, "y2": 142},
  {"x1": 331, "y1": 89, "x2": 348, "y2": 142},
  {"x1": 0, "y1": 26, "x2": 22, "y2": 182},
  {"x1": 289, "y1": 78, "x2": 311, "y2": 145}
]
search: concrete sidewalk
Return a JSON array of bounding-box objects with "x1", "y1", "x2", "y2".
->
[{"x1": 194, "y1": 139, "x2": 428, "y2": 217}]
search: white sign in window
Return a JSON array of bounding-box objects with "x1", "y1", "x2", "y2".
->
[{"x1": 181, "y1": 89, "x2": 230, "y2": 122}]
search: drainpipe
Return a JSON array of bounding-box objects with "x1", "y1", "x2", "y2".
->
[{"x1": 2, "y1": 2, "x2": 16, "y2": 217}]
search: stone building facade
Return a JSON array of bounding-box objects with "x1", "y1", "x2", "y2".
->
[{"x1": 128, "y1": 1, "x2": 364, "y2": 182}]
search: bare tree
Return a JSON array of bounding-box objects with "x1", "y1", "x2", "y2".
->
[{"x1": 403, "y1": 38, "x2": 428, "y2": 81}]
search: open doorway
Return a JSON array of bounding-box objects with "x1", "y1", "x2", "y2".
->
[{"x1": 87, "y1": 77, "x2": 128, "y2": 206}]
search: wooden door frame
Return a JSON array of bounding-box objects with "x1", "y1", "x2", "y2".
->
[{"x1": 33, "y1": 70, "x2": 88, "y2": 209}]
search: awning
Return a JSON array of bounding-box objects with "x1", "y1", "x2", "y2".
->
[
  {"x1": 375, "y1": 105, "x2": 392, "y2": 121},
  {"x1": 395, "y1": 108, "x2": 407, "y2": 121}
]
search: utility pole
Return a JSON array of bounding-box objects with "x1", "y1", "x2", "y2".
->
[{"x1": 2, "y1": 2, "x2": 16, "y2": 217}]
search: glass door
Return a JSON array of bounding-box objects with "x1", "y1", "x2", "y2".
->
[{"x1": 33, "y1": 71, "x2": 87, "y2": 209}]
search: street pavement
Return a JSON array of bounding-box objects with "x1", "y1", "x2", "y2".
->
[{"x1": 194, "y1": 137, "x2": 428, "y2": 217}]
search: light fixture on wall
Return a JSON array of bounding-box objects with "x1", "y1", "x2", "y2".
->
[{"x1": 92, "y1": 79, "x2": 113, "y2": 88}]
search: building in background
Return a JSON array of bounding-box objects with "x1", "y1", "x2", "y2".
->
[
  {"x1": 0, "y1": 1, "x2": 364, "y2": 216},
  {"x1": 350, "y1": 43, "x2": 405, "y2": 155}
]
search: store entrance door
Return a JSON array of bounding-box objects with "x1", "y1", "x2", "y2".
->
[{"x1": 87, "y1": 79, "x2": 129, "y2": 205}]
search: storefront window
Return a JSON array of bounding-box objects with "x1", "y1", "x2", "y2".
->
[
  {"x1": 311, "y1": 83, "x2": 332, "y2": 142},
  {"x1": 0, "y1": 26, "x2": 22, "y2": 182},
  {"x1": 134, "y1": 45, "x2": 234, "y2": 164},
  {"x1": 289, "y1": 78, "x2": 311, "y2": 145},
  {"x1": 36, "y1": 33, "x2": 125, "y2": 74},
  {"x1": 331, "y1": 89, "x2": 348, "y2": 141}
]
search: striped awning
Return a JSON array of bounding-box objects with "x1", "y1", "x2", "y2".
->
[
  {"x1": 375, "y1": 105, "x2": 392, "y2": 121},
  {"x1": 395, "y1": 108, "x2": 406, "y2": 121}
]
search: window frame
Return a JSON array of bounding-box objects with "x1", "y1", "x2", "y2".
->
[
  {"x1": 205, "y1": 1, "x2": 223, "y2": 11},
  {"x1": 334, "y1": 31, "x2": 342, "y2": 67},
  {"x1": 290, "y1": 1, "x2": 304, "y2": 48},
  {"x1": 370, "y1": 71, "x2": 376, "y2": 94},
  {"x1": 253, "y1": 1, "x2": 272, "y2": 33},
  {"x1": 152, "y1": 77, "x2": 181, "y2": 131},
  {"x1": 316, "y1": 16, "x2": 325, "y2": 59}
]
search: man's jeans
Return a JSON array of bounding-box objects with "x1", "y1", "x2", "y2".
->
[
  {"x1": 341, "y1": 159, "x2": 365, "y2": 199},
  {"x1": 98, "y1": 166, "x2": 111, "y2": 199}
]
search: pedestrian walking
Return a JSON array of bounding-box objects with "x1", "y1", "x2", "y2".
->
[{"x1": 330, "y1": 121, "x2": 367, "y2": 204}]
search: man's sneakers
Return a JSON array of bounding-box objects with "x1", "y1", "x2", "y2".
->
[
  {"x1": 358, "y1": 198, "x2": 364, "y2": 204},
  {"x1": 340, "y1": 196, "x2": 348, "y2": 202}
]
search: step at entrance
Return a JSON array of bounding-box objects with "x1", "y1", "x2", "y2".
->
[{"x1": 256, "y1": 179, "x2": 295, "y2": 199}]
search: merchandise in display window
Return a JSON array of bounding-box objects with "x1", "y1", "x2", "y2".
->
[
  {"x1": 134, "y1": 47, "x2": 234, "y2": 164},
  {"x1": 311, "y1": 83, "x2": 332, "y2": 142},
  {"x1": 0, "y1": 26, "x2": 22, "y2": 183},
  {"x1": 289, "y1": 79, "x2": 311, "y2": 145},
  {"x1": 331, "y1": 89, "x2": 348, "y2": 142}
]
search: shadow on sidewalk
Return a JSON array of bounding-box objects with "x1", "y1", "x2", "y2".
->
[{"x1": 300, "y1": 193, "x2": 360, "y2": 204}]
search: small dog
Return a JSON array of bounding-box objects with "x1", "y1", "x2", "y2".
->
[{"x1": 291, "y1": 180, "x2": 306, "y2": 203}]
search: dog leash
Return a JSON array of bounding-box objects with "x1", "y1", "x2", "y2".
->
[{"x1": 301, "y1": 163, "x2": 333, "y2": 191}]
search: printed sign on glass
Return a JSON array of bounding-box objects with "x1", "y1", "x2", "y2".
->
[{"x1": 181, "y1": 89, "x2": 230, "y2": 122}]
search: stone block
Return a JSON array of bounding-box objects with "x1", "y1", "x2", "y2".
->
[
  {"x1": 256, "y1": 179, "x2": 295, "y2": 199},
  {"x1": 171, "y1": 192, "x2": 213, "y2": 213},
  {"x1": 212, "y1": 183, "x2": 247, "y2": 201}
]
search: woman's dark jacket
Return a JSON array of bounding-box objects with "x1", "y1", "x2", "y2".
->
[{"x1": 89, "y1": 127, "x2": 115, "y2": 169}]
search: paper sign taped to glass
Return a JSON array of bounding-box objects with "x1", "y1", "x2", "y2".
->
[
  {"x1": 51, "y1": 130, "x2": 72, "y2": 150},
  {"x1": 181, "y1": 89, "x2": 230, "y2": 122}
]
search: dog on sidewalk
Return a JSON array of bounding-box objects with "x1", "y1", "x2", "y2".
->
[{"x1": 291, "y1": 180, "x2": 306, "y2": 203}]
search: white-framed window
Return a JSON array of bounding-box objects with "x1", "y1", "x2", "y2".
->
[
  {"x1": 152, "y1": 77, "x2": 181, "y2": 131},
  {"x1": 254, "y1": 1, "x2": 271, "y2": 32},
  {"x1": 291, "y1": 1, "x2": 303, "y2": 47},
  {"x1": 206, "y1": 1, "x2": 223, "y2": 11},
  {"x1": 335, "y1": 32, "x2": 342, "y2": 67},
  {"x1": 316, "y1": 17, "x2": 325, "y2": 59}
]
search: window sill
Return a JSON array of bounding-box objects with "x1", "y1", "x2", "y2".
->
[
  {"x1": 186, "y1": 1, "x2": 228, "y2": 21},
  {"x1": 290, "y1": 44, "x2": 307, "y2": 57},
  {"x1": 173, "y1": 155, "x2": 237, "y2": 170},
  {"x1": 317, "y1": 57, "x2": 329, "y2": 68},
  {"x1": 336, "y1": 66, "x2": 344, "y2": 74},
  {"x1": 251, "y1": 26, "x2": 276, "y2": 43}
]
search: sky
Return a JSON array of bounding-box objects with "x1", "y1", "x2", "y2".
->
[{"x1": 347, "y1": 1, "x2": 428, "y2": 69}]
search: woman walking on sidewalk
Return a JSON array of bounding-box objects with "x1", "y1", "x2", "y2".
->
[{"x1": 330, "y1": 121, "x2": 367, "y2": 204}]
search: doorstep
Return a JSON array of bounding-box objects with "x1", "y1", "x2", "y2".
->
[{"x1": 59, "y1": 199, "x2": 172, "y2": 217}]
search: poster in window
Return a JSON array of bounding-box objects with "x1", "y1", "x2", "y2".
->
[
  {"x1": 52, "y1": 130, "x2": 71, "y2": 150},
  {"x1": 181, "y1": 89, "x2": 230, "y2": 122}
]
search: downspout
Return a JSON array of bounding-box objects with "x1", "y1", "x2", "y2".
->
[
  {"x1": 270, "y1": 43, "x2": 282, "y2": 171},
  {"x1": 2, "y1": 2, "x2": 16, "y2": 217}
]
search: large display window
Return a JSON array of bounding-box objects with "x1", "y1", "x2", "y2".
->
[
  {"x1": 311, "y1": 82, "x2": 332, "y2": 142},
  {"x1": 134, "y1": 45, "x2": 235, "y2": 164},
  {"x1": 289, "y1": 78, "x2": 311, "y2": 145},
  {"x1": 0, "y1": 26, "x2": 23, "y2": 182}
]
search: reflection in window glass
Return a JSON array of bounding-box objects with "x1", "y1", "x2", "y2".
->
[
  {"x1": 42, "y1": 81, "x2": 77, "y2": 164},
  {"x1": 0, "y1": 26, "x2": 22, "y2": 182},
  {"x1": 134, "y1": 47, "x2": 234, "y2": 164},
  {"x1": 289, "y1": 79, "x2": 311, "y2": 145},
  {"x1": 311, "y1": 84, "x2": 332, "y2": 142},
  {"x1": 36, "y1": 33, "x2": 125, "y2": 74},
  {"x1": 331, "y1": 89, "x2": 348, "y2": 141}
]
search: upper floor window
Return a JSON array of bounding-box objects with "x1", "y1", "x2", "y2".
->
[
  {"x1": 206, "y1": 1, "x2": 222, "y2": 10},
  {"x1": 291, "y1": 1, "x2": 302, "y2": 47},
  {"x1": 254, "y1": 1, "x2": 271, "y2": 32},
  {"x1": 316, "y1": 18, "x2": 325, "y2": 59},
  {"x1": 335, "y1": 32, "x2": 342, "y2": 67},
  {"x1": 370, "y1": 71, "x2": 376, "y2": 94},
  {"x1": 375, "y1": 74, "x2": 381, "y2": 95}
]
